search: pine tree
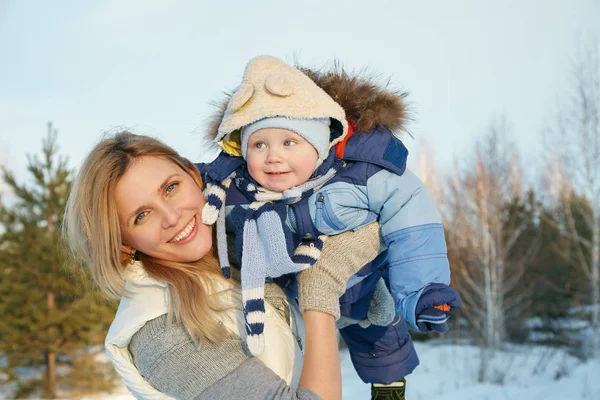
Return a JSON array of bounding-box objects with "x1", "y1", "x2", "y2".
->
[
  {"x1": 0, "y1": 123, "x2": 117, "y2": 398},
  {"x1": 529, "y1": 193, "x2": 596, "y2": 356},
  {"x1": 542, "y1": 40, "x2": 600, "y2": 359}
]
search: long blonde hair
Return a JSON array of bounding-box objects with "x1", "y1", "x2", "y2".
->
[{"x1": 63, "y1": 131, "x2": 231, "y2": 344}]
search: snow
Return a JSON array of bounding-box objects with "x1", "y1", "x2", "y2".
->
[
  {"x1": 341, "y1": 342, "x2": 600, "y2": 400},
  {"x1": 3, "y1": 342, "x2": 599, "y2": 399},
  {"x1": 77, "y1": 342, "x2": 600, "y2": 400}
]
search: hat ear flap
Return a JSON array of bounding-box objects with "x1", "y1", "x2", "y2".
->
[{"x1": 230, "y1": 83, "x2": 254, "y2": 112}]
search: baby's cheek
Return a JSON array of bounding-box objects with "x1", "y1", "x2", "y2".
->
[{"x1": 247, "y1": 159, "x2": 263, "y2": 181}]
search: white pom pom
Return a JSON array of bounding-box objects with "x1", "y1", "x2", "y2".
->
[
  {"x1": 246, "y1": 334, "x2": 265, "y2": 356},
  {"x1": 202, "y1": 204, "x2": 219, "y2": 225}
]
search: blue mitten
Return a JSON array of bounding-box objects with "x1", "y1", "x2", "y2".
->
[{"x1": 414, "y1": 284, "x2": 461, "y2": 333}]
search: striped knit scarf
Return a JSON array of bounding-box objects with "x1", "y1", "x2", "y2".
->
[{"x1": 201, "y1": 161, "x2": 343, "y2": 355}]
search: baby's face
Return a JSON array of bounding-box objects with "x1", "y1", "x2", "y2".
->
[{"x1": 246, "y1": 128, "x2": 318, "y2": 192}]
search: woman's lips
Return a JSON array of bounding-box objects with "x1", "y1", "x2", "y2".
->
[{"x1": 168, "y1": 215, "x2": 198, "y2": 244}]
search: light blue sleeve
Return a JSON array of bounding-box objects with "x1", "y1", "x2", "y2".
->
[{"x1": 366, "y1": 169, "x2": 451, "y2": 329}]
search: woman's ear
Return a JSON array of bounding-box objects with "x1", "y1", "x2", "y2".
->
[{"x1": 121, "y1": 244, "x2": 134, "y2": 255}]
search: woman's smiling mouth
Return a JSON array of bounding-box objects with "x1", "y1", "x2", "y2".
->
[{"x1": 168, "y1": 216, "x2": 197, "y2": 243}]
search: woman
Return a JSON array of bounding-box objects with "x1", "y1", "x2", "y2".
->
[{"x1": 63, "y1": 132, "x2": 381, "y2": 400}]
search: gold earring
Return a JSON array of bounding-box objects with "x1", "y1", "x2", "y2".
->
[{"x1": 129, "y1": 251, "x2": 136, "y2": 265}]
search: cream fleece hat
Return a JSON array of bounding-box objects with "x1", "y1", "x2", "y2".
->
[{"x1": 216, "y1": 55, "x2": 348, "y2": 157}]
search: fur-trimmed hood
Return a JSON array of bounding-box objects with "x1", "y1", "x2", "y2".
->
[{"x1": 206, "y1": 63, "x2": 409, "y2": 141}]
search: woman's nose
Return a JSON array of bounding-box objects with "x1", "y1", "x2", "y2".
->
[{"x1": 162, "y1": 203, "x2": 182, "y2": 229}]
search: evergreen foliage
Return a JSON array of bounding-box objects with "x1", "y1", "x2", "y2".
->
[
  {"x1": 522, "y1": 194, "x2": 593, "y2": 355},
  {"x1": 0, "y1": 123, "x2": 117, "y2": 399}
]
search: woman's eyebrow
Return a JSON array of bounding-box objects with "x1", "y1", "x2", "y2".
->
[
  {"x1": 157, "y1": 174, "x2": 181, "y2": 193},
  {"x1": 126, "y1": 174, "x2": 181, "y2": 225}
]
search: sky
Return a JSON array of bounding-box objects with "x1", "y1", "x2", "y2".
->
[{"x1": 1, "y1": 0, "x2": 600, "y2": 192}]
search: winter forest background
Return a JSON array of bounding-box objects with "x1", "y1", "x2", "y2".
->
[{"x1": 2, "y1": 1, "x2": 600, "y2": 399}]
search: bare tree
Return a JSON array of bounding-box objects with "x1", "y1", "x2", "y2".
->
[
  {"x1": 543, "y1": 41, "x2": 600, "y2": 359},
  {"x1": 417, "y1": 137, "x2": 445, "y2": 207},
  {"x1": 443, "y1": 119, "x2": 540, "y2": 381}
]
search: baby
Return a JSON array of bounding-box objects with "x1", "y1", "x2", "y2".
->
[{"x1": 200, "y1": 55, "x2": 461, "y2": 392}]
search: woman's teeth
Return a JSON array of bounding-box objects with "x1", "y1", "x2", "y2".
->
[{"x1": 169, "y1": 217, "x2": 195, "y2": 243}]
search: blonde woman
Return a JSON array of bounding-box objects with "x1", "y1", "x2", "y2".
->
[{"x1": 63, "y1": 132, "x2": 381, "y2": 400}]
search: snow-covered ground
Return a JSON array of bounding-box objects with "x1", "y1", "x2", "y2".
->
[
  {"x1": 76, "y1": 342, "x2": 600, "y2": 400},
  {"x1": 3, "y1": 342, "x2": 599, "y2": 399},
  {"x1": 343, "y1": 342, "x2": 600, "y2": 400}
]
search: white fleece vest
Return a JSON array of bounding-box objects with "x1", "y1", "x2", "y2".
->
[{"x1": 105, "y1": 262, "x2": 305, "y2": 400}]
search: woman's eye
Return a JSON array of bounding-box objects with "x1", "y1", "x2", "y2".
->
[
  {"x1": 166, "y1": 182, "x2": 178, "y2": 194},
  {"x1": 135, "y1": 212, "x2": 147, "y2": 223}
]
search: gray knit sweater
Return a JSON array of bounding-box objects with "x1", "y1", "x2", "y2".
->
[{"x1": 128, "y1": 288, "x2": 320, "y2": 400}]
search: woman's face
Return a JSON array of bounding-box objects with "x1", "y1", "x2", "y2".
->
[{"x1": 115, "y1": 156, "x2": 213, "y2": 263}]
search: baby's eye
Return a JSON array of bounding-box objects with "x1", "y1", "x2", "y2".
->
[
  {"x1": 254, "y1": 142, "x2": 265, "y2": 149},
  {"x1": 284, "y1": 140, "x2": 295, "y2": 146},
  {"x1": 135, "y1": 212, "x2": 147, "y2": 224}
]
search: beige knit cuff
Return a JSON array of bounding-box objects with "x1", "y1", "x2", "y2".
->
[{"x1": 298, "y1": 281, "x2": 341, "y2": 320}]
